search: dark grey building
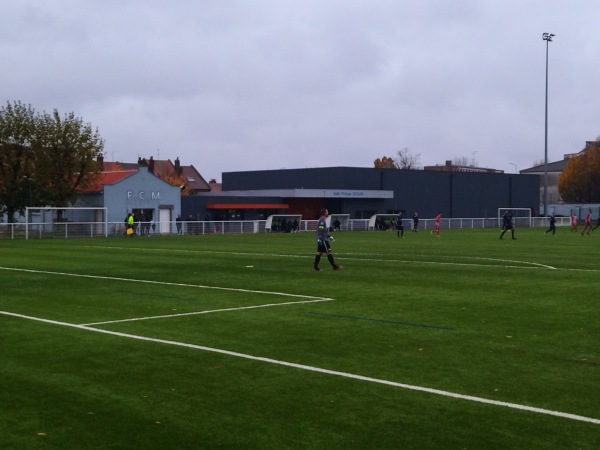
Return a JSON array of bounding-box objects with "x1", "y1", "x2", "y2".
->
[{"x1": 183, "y1": 167, "x2": 539, "y2": 221}]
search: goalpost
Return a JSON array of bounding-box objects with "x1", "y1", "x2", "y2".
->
[
  {"x1": 25, "y1": 207, "x2": 108, "y2": 239},
  {"x1": 497, "y1": 208, "x2": 532, "y2": 228}
]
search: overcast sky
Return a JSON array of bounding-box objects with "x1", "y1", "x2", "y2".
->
[{"x1": 3, "y1": 1, "x2": 599, "y2": 181}]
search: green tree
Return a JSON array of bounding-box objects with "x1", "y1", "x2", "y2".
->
[
  {"x1": 35, "y1": 110, "x2": 104, "y2": 211},
  {"x1": 0, "y1": 102, "x2": 104, "y2": 222},
  {"x1": 558, "y1": 145, "x2": 600, "y2": 202},
  {"x1": 0, "y1": 101, "x2": 37, "y2": 222}
]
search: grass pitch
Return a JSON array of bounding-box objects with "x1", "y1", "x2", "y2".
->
[{"x1": 0, "y1": 227, "x2": 598, "y2": 449}]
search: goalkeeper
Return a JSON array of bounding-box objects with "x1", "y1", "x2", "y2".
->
[{"x1": 313, "y1": 208, "x2": 343, "y2": 271}]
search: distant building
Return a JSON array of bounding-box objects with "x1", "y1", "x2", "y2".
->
[
  {"x1": 424, "y1": 160, "x2": 504, "y2": 174},
  {"x1": 182, "y1": 167, "x2": 538, "y2": 221},
  {"x1": 97, "y1": 154, "x2": 211, "y2": 195},
  {"x1": 76, "y1": 155, "x2": 213, "y2": 231},
  {"x1": 520, "y1": 140, "x2": 600, "y2": 205},
  {"x1": 77, "y1": 163, "x2": 182, "y2": 232}
]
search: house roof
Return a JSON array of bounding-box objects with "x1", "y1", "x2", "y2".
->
[
  {"x1": 102, "y1": 162, "x2": 139, "y2": 171},
  {"x1": 181, "y1": 165, "x2": 210, "y2": 191},
  {"x1": 101, "y1": 158, "x2": 211, "y2": 192},
  {"x1": 208, "y1": 179, "x2": 222, "y2": 192},
  {"x1": 520, "y1": 159, "x2": 569, "y2": 174},
  {"x1": 83, "y1": 170, "x2": 136, "y2": 193},
  {"x1": 521, "y1": 140, "x2": 600, "y2": 174},
  {"x1": 153, "y1": 159, "x2": 179, "y2": 179}
]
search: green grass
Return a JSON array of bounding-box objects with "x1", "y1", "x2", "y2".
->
[{"x1": 0, "y1": 227, "x2": 598, "y2": 449}]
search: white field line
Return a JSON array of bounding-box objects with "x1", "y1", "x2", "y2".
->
[
  {"x1": 81, "y1": 299, "x2": 333, "y2": 326},
  {"x1": 1, "y1": 309, "x2": 599, "y2": 426},
  {"x1": 0, "y1": 266, "x2": 332, "y2": 301},
  {"x1": 84, "y1": 245, "x2": 559, "y2": 270}
]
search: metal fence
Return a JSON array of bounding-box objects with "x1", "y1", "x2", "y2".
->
[{"x1": 0, "y1": 216, "x2": 573, "y2": 239}]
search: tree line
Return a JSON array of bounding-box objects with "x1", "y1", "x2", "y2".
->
[{"x1": 0, "y1": 101, "x2": 104, "y2": 222}]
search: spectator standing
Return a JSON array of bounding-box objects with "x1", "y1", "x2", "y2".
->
[{"x1": 176, "y1": 214, "x2": 182, "y2": 235}]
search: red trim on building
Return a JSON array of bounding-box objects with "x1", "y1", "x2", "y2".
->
[{"x1": 206, "y1": 203, "x2": 289, "y2": 209}]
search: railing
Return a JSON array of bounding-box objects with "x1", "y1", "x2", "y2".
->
[{"x1": 0, "y1": 216, "x2": 573, "y2": 239}]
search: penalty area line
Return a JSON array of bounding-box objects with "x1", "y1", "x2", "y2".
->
[
  {"x1": 82, "y1": 298, "x2": 334, "y2": 326},
  {"x1": 1, "y1": 310, "x2": 599, "y2": 426},
  {"x1": 0, "y1": 266, "x2": 332, "y2": 302}
]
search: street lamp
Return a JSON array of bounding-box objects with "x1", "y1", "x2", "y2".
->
[
  {"x1": 509, "y1": 163, "x2": 518, "y2": 174},
  {"x1": 542, "y1": 32, "x2": 555, "y2": 217}
]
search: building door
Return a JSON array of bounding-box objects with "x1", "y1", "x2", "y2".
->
[{"x1": 159, "y1": 208, "x2": 171, "y2": 234}]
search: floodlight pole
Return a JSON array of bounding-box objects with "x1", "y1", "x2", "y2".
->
[{"x1": 542, "y1": 32, "x2": 554, "y2": 217}]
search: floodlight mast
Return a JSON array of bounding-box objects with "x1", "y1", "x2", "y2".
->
[{"x1": 542, "y1": 32, "x2": 555, "y2": 217}]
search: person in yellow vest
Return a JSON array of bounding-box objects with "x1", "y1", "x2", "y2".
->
[{"x1": 127, "y1": 212, "x2": 135, "y2": 236}]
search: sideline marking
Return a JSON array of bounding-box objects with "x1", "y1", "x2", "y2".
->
[
  {"x1": 0, "y1": 266, "x2": 332, "y2": 301},
  {"x1": 1, "y1": 310, "x2": 599, "y2": 426},
  {"x1": 84, "y1": 245, "x2": 561, "y2": 270},
  {"x1": 83, "y1": 299, "x2": 334, "y2": 326}
]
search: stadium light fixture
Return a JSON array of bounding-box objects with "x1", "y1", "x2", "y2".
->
[{"x1": 542, "y1": 32, "x2": 555, "y2": 217}]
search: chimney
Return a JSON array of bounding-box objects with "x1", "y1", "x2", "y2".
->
[
  {"x1": 175, "y1": 157, "x2": 182, "y2": 176},
  {"x1": 148, "y1": 156, "x2": 155, "y2": 173}
]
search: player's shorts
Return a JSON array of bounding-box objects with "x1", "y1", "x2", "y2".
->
[{"x1": 317, "y1": 239, "x2": 331, "y2": 253}]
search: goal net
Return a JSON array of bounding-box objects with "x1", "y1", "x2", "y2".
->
[
  {"x1": 368, "y1": 214, "x2": 402, "y2": 231},
  {"x1": 25, "y1": 207, "x2": 108, "y2": 239},
  {"x1": 327, "y1": 214, "x2": 350, "y2": 231},
  {"x1": 497, "y1": 208, "x2": 532, "y2": 228},
  {"x1": 265, "y1": 214, "x2": 302, "y2": 232}
]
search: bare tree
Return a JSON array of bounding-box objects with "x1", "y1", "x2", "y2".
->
[
  {"x1": 532, "y1": 159, "x2": 545, "y2": 167},
  {"x1": 394, "y1": 148, "x2": 421, "y2": 170},
  {"x1": 453, "y1": 155, "x2": 478, "y2": 167},
  {"x1": 453, "y1": 156, "x2": 469, "y2": 166}
]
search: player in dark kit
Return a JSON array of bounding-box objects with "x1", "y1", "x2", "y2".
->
[
  {"x1": 395, "y1": 212, "x2": 404, "y2": 238},
  {"x1": 499, "y1": 211, "x2": 516, "y2": 240},
  {"x1": 313, "y1": 208, "x2": 343, "y2": 271},
  {"x1": 545, "y1": 213, "x2": 556, "y2": 235}
]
